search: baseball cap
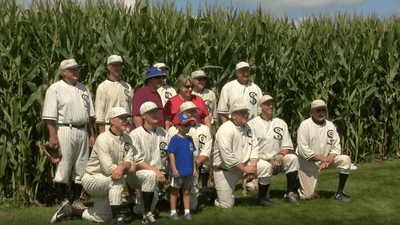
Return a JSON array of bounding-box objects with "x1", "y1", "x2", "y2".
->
[
  {"x1": 191, "y1": 70, "x2": 206, "y2": 79},
  {"x1": 176, "y1": 112, "x2": 195, "y2": 126},
  {"x1": 107, "y1": 55, "x2": 124, "y2": 65},
  {"x1": 108, "y1": 107, "x2": 131, "y2": 118},
  {"x1": 236, "y1": 61, "x2": 250, "y2": 70},
  {"x1": 145, "y1": 67, "x2": 166, "y2": 80},
  {"x1": 60, "y1": 59, "x2": 80, "y2": 70},
  {"x1": 140, "y1": 101, "x2": 162, "y2": 115},
  {"x1": 153, "y1": 63, "x2": 169, "y2": 70},
  {"x1": 311, "y1": 99, "x2": 326, "y2": 109},
  {"x1": 180, "y1": 101, "x2": 197, "y2": 112},
  {"x1": 259, "y1": 95, "x2": 275, "y2": 105},
  {"x1": 231, "y1": 103, "x2": 249, "y2": 113}
]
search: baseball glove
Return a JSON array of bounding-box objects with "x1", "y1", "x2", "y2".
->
[
  {"x1": 242, "y1": 178, "x2": 259, "y2": 197},
  {"x1": 40, "y1": 143, "x2": 62, "y2": 164}
]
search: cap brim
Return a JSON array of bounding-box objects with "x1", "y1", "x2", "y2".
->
[
  {"x1": 64, "y1": 65, "x2": 81, "y2": 70},
  {"x1": 108, "y1": 62, "x2": 124, "y2": 65},
  {"x1": 116, "y1": 113, "x2": 132, "y2": 118},
  {"x1": 145, "y1": 74, "x2": 167, "y2": 80}
]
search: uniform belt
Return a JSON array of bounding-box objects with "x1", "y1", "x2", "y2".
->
[
  {"x1": 59, "y1": 124, "x2": 87, "y2": 129},
  {"x1": 216, "y1": 167, "x2": 228, "y2": 172}
]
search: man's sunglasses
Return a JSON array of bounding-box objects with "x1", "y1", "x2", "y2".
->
[{"x1": 316, "y1": 108, "x2": 327, "y2": 113}]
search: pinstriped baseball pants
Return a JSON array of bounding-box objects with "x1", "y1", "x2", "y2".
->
[
  {"x1": 126, "y1": 170, "x2": 159, "y2": 213},
  {"x1": 81, "y1": 173, "x2": 124, "y2": 223},
  {"x1": 298, "y1": 155, "x2": 351, "y2": 200},
  {"x1": 53, "y1": 126, "x2": 89, "y2": 184},
  {"x1": 214, "y1": 159, "x2": 271, "y2": 208}
]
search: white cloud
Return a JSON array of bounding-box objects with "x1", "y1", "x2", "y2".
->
[{"x1": 232, "y1": 0, "x2": 366, "y2": 17}]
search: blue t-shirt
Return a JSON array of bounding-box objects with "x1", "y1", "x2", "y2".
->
[{"x1": 168, "y1": 134, "x2": 196, "y2": 177}]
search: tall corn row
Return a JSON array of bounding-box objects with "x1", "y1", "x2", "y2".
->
[{"x1": 0, "y1": 0, "x2": 399, "y2": 204}]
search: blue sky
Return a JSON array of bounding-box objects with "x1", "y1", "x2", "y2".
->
[{"x1": 17, "y1": 0, "x2": 400, "y2": 21}]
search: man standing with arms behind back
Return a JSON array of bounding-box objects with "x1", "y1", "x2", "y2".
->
[
  {"x1": 95, "y1": 55, "x2": 133, "y2": 133},
  {"x1": 217, "y1": 62, "x2": 262, "y2": 124},
  {"x1": 43, "y1": 59, "x2": 96, "y2": 223},
  {"x1": 297, "y1": 99, "x2": 351, "y2": 202}
]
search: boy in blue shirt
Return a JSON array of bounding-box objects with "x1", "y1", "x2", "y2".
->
[{"x1": 168, "y1": 113, "x2": 197, "y2": 221}]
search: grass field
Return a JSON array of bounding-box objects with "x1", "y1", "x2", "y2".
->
[{"x1": 1, "y1": 160, "x2": 399, "y2": 225}]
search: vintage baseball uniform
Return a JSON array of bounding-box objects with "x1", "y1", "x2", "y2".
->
[
  {"x1": 248, "y1": 116, "x2": 299, "y2": 182},
  {"x1": 157, "y1": 84, "x2": 177, "y2": 107},
  {"x1": 296, "y1": 118, "x2": 351, "y2": 199},
  {"x1": 168, "y1": 123, "x2": 213, "y2": 209},
  {"x1": 42, "y1": 80, "x2": 95, "y2": 184},
  {"x1": 81, "y1": 130, "x2": 134, "y2": 223},
  {"x1": 192, "y1": 88, "x2": 218, "y2": 124},
  {"x1": 217, "y1": 80, "x2": 262, "y2": 121},
  {"x1": 95, "y1": 79, "x2": 133, "y2": 130},
  {"x1": 163, "y1": 95, "x2": 210, "y2": 126},
  {"x1": 212, "y1": 120, "x2": 272, "y2": 208}
]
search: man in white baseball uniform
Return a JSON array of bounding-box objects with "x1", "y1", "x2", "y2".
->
[
  {"x1": 58, "y1": 107, "x2": 136, "y2": 225},
  {"x1": 217, "y1": 62, "x2": 262, "y2": 124},
  {"x1": 191, "y1": 70, "x2": 218, "y2": 126},
  {"x1": 168, "y1": 101, "x2": 213, "y2": 210},
  {"x1": 95, "y1": 55, "x2": 133, "y2": 133},
  {"x1": 213, "y1": 104, "x2": 276, "y2": 208},
  {"x1": 43, "y1": 59, "x2": 96, "y2": 223},
  {"x1": 247, "y1": 95, "x2": 299, "y2": 205},
  {"x1": 297, "y1": 99, "x2": 351, "y2": 202},
  {"x1": 127, "y1": 101, "x2": 170, "y2": 225},
  {"x1": 154, "y1": 63, "x2": 177, "y2": 106}
]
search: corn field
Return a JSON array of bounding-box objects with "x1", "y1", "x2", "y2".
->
[{"x1": 0, "y1": 0, "x2": 399, "y2": 204}]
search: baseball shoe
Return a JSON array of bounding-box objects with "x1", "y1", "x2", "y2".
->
[
  {"x1": 335, "y1": 191, "x2": 350, "y2": 203},
  {"x1": 111, "y1": 214, "x2": 128, "y2": 225},
  {"x1": 50, "y1": 200, "x2": 72, "y2": 223},
  {"x1": 72, "y1": 200, "x2": 88, "y2": 210},
  {"x1": 142, "y1": 211, "x2": 158, "y2": 225},
  {"x1": 258, "y1": 198, "x2": 278, "y2": 207},
  {"x1": 284, "y1": 192, "x2": 299, "y2": 205},
  {"x1": 184, "y1": 213, "x2": 192, "y2": 221},
  {"x1": 170, "y1": 213, "x2": 179, "y2": 221}
]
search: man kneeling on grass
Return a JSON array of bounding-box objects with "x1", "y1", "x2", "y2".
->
[
  {"x1": 51, "y1": 107, "x2": 136, "y2": 224},
  {"x1": 296, "y1": 99, "x2": 351, "y2": 202}
]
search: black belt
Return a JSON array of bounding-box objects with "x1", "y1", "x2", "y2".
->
[
  {"x1": 217, "y1": 167, "x2": 228, "y2": 171},
  {"x1": 59, "y1": 124, "x2": 87, "y2": 129}
]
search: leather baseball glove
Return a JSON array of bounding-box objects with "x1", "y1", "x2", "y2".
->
[{"x1": 40, "y1": 142, "x2": 62, "y2": 164}]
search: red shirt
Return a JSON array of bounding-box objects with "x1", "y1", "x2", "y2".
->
[
  {"x1": 163, "y1": 94, "x2": 210, "y2": 126},
  {"x1": 131, "y1": 86, "x2": 164, "y2": 130}
]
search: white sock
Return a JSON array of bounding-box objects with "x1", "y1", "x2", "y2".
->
[
  {"x1": 171, "y1": 210, "x2": 177, "y2": 216},
  {"x1": 184, "y1": 209, "x2": 190, "y2": 215}
]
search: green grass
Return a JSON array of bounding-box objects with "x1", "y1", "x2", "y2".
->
[{"x1": 1, "y1": 160, "x2": 399, "y2": 225}]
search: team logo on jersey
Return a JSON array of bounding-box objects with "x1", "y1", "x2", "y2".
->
[
  {"x1": 124, "y1": 143, "x2": 131, "y2": 156},
  {"x1": 124, "y1": 89, "x2": 130, "y2": 96},
  {"x1": 204, "y1": 100, "x2": 212, "y2": 113},
  {"x1": 160, "y1": 142, "x2": 168, "y2": 158},
  {"x1": 165, "y1": 92, "x2": 173, "y2": 99},
  {"x1": 198, "y1": 134, "x2": 206, "y2": 151},
  {"x1": 249, "y1": 92, "x2": 257, "y2": 105},
  {"x1": 327, "y1": 130, "x2": 334, "y2": 145},
  {"x1": 82, "y1": 94, "x2": 89, "y2": 108},
  {"x1": 273, "y1": 127, "x2": 283, "y2": 140},
  {"x1": 247, "y1": 129, "x2": 252, "y2": 138}
]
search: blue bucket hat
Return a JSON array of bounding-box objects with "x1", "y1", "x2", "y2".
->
[{"x1": 145, "y1": 67, "x2": 166, "y2": 80}]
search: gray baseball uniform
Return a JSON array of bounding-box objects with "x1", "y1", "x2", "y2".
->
[
  {"x1": 95, "y1": 79, "x2": 133, "y2": 130},
  {"x1": 217, "y1": 80, "x2": 262, "y2": 121},
  {"x1": 81, "y1": 130, "x2": 134, "y2": 223},
  {"x1": 296, "y1": 118, "x2": 351, "y2": 200},
  {"x1": 192, "y1": 88, "x2": 218, "y2": 124},
  {"x1": 213, "y1": 120, "x2": 271, "y2": 208},
  {"x1": 168, "y1": 123, "x2": 213, "y2": 209},
  {"x1": 42, "y1": 80, "x2": 95, "y2": 184},
  {"x1": 248, "y1": 116, "x2": 299, "y2": 184},
  {"x1": 157, "y1": 84, "x2": 177, "y2": 107}
]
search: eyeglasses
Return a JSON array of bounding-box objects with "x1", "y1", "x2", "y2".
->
[
  {"x1": 184, "y1": 85, "x2": 194, "y2": 89},
  {"x1": 315, "y1": 108, "x2": 327, "y2": 113}
]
